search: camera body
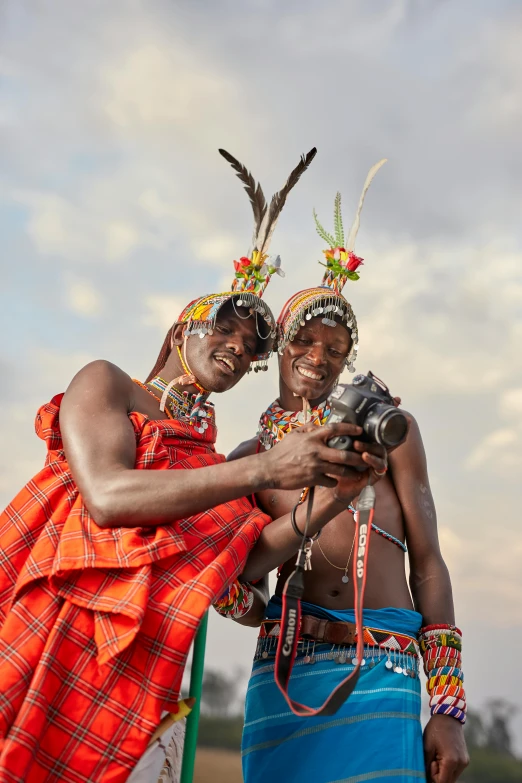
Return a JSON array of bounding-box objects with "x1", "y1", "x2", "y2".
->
[{"x1": 327, "y1": 371, "x2": 408, "y2": 452}]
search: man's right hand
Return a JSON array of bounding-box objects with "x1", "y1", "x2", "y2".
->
[{"x1": 260, "y1": 423, "x2": 381, "y2": 491}]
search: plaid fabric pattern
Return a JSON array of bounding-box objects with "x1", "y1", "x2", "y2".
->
[{"x1": 0, "y1": 395, "x2": 270, "y2": 783}]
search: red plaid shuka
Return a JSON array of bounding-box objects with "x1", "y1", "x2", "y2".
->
[{"x1": 0, "y1": 395, "x2": 270, "y2": 783}]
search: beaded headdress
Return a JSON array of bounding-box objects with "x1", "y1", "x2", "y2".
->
[
  {"x1": 176, "y1": 147, "x2": 317, "y2": 371},
  {"x1": 276, "y1": 159, "x2": 387, "y2": 373}
]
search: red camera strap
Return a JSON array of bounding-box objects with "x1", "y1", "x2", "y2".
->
[{"x1": 274, "y1": 484, "x2": 375, "y2": 717}]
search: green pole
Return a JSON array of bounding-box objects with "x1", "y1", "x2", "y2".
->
[{"x1": 180, "y1": 610, "x2": 209, "y2": 783}]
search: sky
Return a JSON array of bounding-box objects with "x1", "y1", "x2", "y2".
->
[{"x1": 1, "y1": 0, "x2": 522, "y2": 748}]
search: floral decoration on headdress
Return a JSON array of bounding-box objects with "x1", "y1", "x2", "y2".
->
[{"x1": 277, "y1": 159, "x2": 387, "y2": 373}]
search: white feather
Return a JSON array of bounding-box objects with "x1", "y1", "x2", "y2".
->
[{"x1": 346, "y1": 159, "x2": 387, "y2": 252}]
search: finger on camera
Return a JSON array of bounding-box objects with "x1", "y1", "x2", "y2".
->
[
  {"x1": 322, "y1": 422, "x2": 363, "y2": 439},
  {"x1": 353, "y1": 441, "x2": 386, "y2": 458},
  {"x1": 317, "y1": 447, "x2": 367, "y2": 467},
  {"x1": 362, "y1": 452, "x2": 386, "y2": 471},
  {"x1": 321, "y1": 455, "x2": 369, "y2": 475}
]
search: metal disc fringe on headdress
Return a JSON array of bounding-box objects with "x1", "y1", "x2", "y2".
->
[
  {"x1": 277, "y1": 159, "x2": 387, "y2": 373},
  {"x1": 176, "y1": 147, "x2": 317, "y2": 371}
]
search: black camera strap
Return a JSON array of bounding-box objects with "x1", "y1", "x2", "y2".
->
[{"x1": 274, "y1": 484, "x2": 376, "y2": 717}]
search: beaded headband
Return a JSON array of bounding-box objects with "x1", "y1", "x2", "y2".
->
[
  {"x1": 276, "y1": 159, "x2": 387, "y2": 373},
  {"x1": 176, "y1": 147, "x2": 318, "y2": 371}
]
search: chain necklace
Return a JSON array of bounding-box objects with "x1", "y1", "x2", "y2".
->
[{"x1": 316, "y1": 519, "x2": 356, "y2": 584}]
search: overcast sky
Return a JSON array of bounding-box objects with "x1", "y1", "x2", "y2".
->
[{"x1": 1, "y1": 0, "x2": 521, "y2": 748}]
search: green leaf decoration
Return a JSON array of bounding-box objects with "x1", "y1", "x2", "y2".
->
[
  {"x1": 346, "y1": 271, "x2": 360, "y2": 281},
  {"x1": 333, "y1": 192, "x2": 344, "y2": 248},
  {"x1": 313, "y1": 209, "x2": 336, "y2": 247}
]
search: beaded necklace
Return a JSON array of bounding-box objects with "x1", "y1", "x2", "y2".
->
[
  {"x1": 258, "y1": 399, "x2": 331, "y2": 450},
  {"x1": 134, "y1": 376, "x2": 214, "y2": 433}
]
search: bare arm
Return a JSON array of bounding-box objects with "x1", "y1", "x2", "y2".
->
[
  {"x1": 391, "y1": 418, "x2": 469, "y2": 783},
  {"x1": 59, "y1": 361, "x2": 371, "y2": 529},
  {"x1": 389, "y1": 413, "x2": 454, "y2": 624}
]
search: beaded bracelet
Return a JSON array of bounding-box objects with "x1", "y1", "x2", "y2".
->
[
  {"x1": 419, "y1": 624, "x2": 467, "y2": 725},
  {"x1": 213, "y1": 578, "x2": 255, "y2": 619}
]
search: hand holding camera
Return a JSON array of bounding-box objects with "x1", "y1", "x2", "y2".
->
[{"x1": 326, "y1": 371, "x2": 408, "y2": 454}]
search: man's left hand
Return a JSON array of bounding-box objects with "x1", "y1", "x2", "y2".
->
[{"x1": 423, "y1": 715, "x2": 469, "y2": 782}]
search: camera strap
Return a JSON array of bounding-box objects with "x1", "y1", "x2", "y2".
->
[{"x1": 274, "y1": 483, "x2": 376, "y2": 717}]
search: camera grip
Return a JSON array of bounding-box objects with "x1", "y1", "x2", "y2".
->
[
  {"x1": 327, "y1": 435, "x2": 353, "y2": 450},
  {"x1": 327, "y1": 435, "x2": 368, "y2": 473}
]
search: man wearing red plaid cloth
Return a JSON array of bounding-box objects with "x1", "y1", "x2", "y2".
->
[{"x1": 0, "y1": 148, "x2": 388, "y2": 783}]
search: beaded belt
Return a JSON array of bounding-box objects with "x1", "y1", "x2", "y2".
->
[
  {"x1": 260, "y1": 616, "x2": 419, "y2": 653},
  {"x1": 255, "y1": 615, "x2": 420, "y2": 676}
]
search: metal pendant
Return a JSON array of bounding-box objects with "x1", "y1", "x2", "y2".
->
[{"x1": 342, "y1": 574, "x2": 349, "y2": 584}]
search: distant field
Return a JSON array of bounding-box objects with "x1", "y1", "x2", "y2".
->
[{"x1": 194, "y1": 747, "x2": 243, "y2": 783}]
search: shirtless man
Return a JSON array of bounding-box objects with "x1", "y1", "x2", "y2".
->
[{"x1": 216, "y1": 176, "x2": 469, "y2": 783}]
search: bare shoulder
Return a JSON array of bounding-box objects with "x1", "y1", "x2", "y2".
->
[
  {"x1": 227, "y1": 436, "x2": 259, "y2": 462},
  {"x1": 62, "y1": 360, "x2": 133, "y2": 412},
  {"x1": 389, "y1": 408, "x2": 428, "y2": 475},
  {"x1": 66, "y1": 359, "x2": 130, "y2": 392}
]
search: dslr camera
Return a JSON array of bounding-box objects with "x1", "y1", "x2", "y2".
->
[{"x1": 326, "y1": 371, "x2": 408, "y2": 452}]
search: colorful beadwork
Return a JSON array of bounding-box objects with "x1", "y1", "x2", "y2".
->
[
  {"x1": 347, "y1": 503, "x2": 407, "y2": 553},
  {"x1": 214, "y1": 579, "x2": 255, "y2": 620},
  {"x1": 276, "y1": 287, "x2": 359, "y2": 372},
  {"x1": 420, "y1": 624, "x2": 466, "y2": 725},
  {"x1": 258, "y1": 399, "x2": 331, "y2": 450},
  {"x1": 147, "y1": 376, "x2": 214, "y2": 432},
  {"x1": 256, "y1": 618, "x2": 420, "y2": 672},
  {"x1": 177, "y1": 292, "x2": 275, "y2": 369}
]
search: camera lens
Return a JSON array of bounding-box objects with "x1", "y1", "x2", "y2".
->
[
  {"x1": 379, "y1": 410, "x2": 408, "y2": 447},
  {"x1": 364, "y1": 404, "x2": 408, "y2": 447}
]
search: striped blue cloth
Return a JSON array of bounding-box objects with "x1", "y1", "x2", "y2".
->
[{"x1": 242, "y1": 598, "x2": 425, "y2": 783}]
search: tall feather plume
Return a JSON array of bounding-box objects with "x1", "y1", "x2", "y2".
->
[
  {"x1": 256, "y1": 147, "x2": 317, "y2": 255},
  {"x1": 346, "y1": 158, "x2": 387, "y2": 251},
  {"x1": 219, "y1": 149, "x2": 268, "y2": 247}
]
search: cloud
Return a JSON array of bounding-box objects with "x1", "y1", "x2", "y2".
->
[
  {"x1": 465, "y1": 427, "x2": 520, "y2": 471},
  {"x1": 141, "y1": 294, "x2": 188, "y2": 332},
  {"x1": 101, "y1": 43, "x2": 237, "y2": 135},
  {"x1": 464, "y1": 385, "x2": 522, "y2": 475},
  {"x1": 500, "y1": 387, "x2": 522, "y2": 418},
  {"x1": 65, "y1": 278, "x2": 103, "y2": 317}
]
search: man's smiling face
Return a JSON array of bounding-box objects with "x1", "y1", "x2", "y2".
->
[
  {"x1": 182, "y1": 303, "x2": 259, "y2": 393},
  {"x1": 278, "y1": 316, "x2": 352, "y2": 406}
]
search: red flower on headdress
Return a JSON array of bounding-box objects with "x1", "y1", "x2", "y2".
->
[
  {"x1": 346, "y1": 253, "x2": 364, "y2": 272},
  {"x1": 233, "y1": 256, "x2": 251, "y2": 274}
]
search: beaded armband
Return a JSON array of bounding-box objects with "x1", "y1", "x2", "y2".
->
[
  {"x1": 213, "y1": 579, "x2": 255, "y2": 620},
  {"x1": 419, "y1": 624, "x2": 466, "y2": 724}
]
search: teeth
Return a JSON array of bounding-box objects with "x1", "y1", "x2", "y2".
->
[
  {"x1": 297, "y1": 367, "x2": 323, "y2": 381},
  {"x1": 216, "y1": 356, "x2": 234, "y2": 372}
]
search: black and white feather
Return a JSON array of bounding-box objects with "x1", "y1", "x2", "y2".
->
[{"x1": 219, "y1": 147, "x2": 317, "y2": 259}]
